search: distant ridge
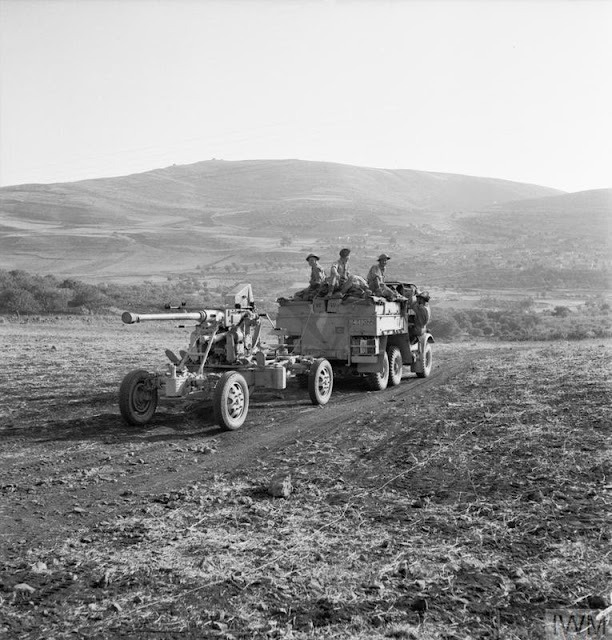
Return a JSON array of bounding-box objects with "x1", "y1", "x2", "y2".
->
[
  {"x1": 461, "y1": 188, "x2": 612, "y2": 240},
  {"x1": 0, "y1": 158, "x2": 564, "y2": 218}
]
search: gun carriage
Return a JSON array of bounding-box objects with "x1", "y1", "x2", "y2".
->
[{"x1": 119, "y1": 284, "x2": 332, "y2": 430}]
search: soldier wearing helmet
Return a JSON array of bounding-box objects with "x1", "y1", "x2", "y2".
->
[
  {"x1": 294, "y1": 253, "x2": 326, "y2": 300},
  {"x1": 367, "y1": 253, "x2": 404, "y2": 301},
  {"x1": 411, "y1": 290, "x2": 432, "y2": 336},
  {"x1": 325, "y1": 248, "x2": 352, "y2": 298}
]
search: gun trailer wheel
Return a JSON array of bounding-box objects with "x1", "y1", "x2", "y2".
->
[
  {"x1": 214, "y1": 371, "x2": 250, "y2": 430},
  {"x1": 119, "y1": 369, "x2": 158, "y2": 425},
  {"x1": 308, "y1": 358, "x2": 333, "y2": 405}
]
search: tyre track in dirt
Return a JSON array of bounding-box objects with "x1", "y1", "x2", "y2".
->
[{"x1": 135, "y1": 353, "x2": 466, "y2": 492}]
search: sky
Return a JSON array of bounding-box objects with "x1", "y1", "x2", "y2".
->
[{"x1": 0, "y1": 0, "x2": 611, "y2": 193}]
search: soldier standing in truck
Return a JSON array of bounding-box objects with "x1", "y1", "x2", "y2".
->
[{"x1": 411, "y1": 290, "x2": 431, "y2": 336}]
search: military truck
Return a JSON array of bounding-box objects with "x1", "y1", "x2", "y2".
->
[{"x1": 275, "y1": 282, "x2": 433, "y2": 390}]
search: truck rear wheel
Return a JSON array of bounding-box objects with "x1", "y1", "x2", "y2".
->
[
  {"x1": 365, "y1": 351, "x2": 389, "y2": 391},
  {"x1": 213, "y1": 371, "x2": 250, "y2": 430},
  {"x1": 416, "y1": 342, "x2": 433, "y2": 378},
  {"x1": 387, "y1": 345, "x2": 403, "y2": 386},
  {"x1": 119, "y1": 369, "x2": 158, "y2": 425},
  {"x1": 308, "y1": 358, "x2": 333, "y2": 405}
]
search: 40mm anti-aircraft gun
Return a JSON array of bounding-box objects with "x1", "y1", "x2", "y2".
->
[{"x1": 119, "y1": 284, "x2": 333, "y2": 430}]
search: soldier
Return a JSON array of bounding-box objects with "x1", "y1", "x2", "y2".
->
[
  {"x1": 325, "y1": 248, "x2": 352, "y2": 298},
  {"x1": 367, "y1": 253, "x2": 403, "y2": 301},
  {"x1": 411, "y1": 290, "x2": 431, "y2": 336},
  {"x1": 294, "y1": 253, "x2": 326, "y2": 300}
]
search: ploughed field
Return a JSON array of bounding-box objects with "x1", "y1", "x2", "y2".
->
[{"x1": 0, "y1": 319, "x2": 610, "y2": 639}]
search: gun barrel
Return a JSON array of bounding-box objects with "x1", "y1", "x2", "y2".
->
[{"x1": 122, "y1": 310, "x2": 220, "y2": 324}]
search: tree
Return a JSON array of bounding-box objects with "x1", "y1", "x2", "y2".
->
[
  {"x1": 552, "y1": 306, "x2": 571, "y2": 318},
  {"x1": 38, "y1": 288, "x2": 70, "y2": 312},
  {"x1": 0, "y1": 288, "x2": 41, "y2": 315},
  {"x1": 68, "y1": 284, "x2": 110, "y2": 309},
  {"x1": 429, "y1": 312, "x2": 460, "y2": 340}
]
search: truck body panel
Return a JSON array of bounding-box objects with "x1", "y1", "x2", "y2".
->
[{"x1": 277, "y1": 293, "x2": 422, "y2": 373}]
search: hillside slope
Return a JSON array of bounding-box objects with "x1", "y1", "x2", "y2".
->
[
  {"x1": 419, "y1": 188, "x2": 611, "y2": 293},
  {"x1": 460, "y1": 188, "x2": 612, "y2": 240},
  {"x1": 0, "y1": 159, "x2": 563, "y2": 221},
  {"x1": 0, "y1": 159, "x2": 569, "y2": 282},
  {"x1": 3, "y1": 160, "x2": 610, "y2": 297}
]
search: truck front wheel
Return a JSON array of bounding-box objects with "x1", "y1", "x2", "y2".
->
[
  {"x1": 416, "y1": 342, "x2": 433, "y2": 378},
  {"x1": 214, "y1": 371, "x2": 250, "y2": 430},
  {"x1": 387, "y1": 345, "x2": 403, "y2": 386},
  {"x1": 308, "y1": 358, "x2": 333, "y2": 405},
  {"x1": 365, "y1": 351, "x2": 389, "y2": 391}
]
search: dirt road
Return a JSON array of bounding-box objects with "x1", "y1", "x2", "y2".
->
[{"x1": 0, "y1": 323, "x2": 461, "y2": 549}]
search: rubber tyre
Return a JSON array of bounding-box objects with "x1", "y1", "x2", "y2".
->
[
  {"x1": 213, "y1": 371, "x2": 250, "y2": 430},
  {"x1": 387, "y1": 345, "x2": 403, "y2": 387},
  {"x1": 365, "y1": 351, "x2": 389, "y2": 391},
  {"x1": 416, "y1": 342, "x2": 433, "y2": 378},
  {"x1": 119, "y1": 369, "x2": 158, "y2": 425},
  {"x1": 308, "y1": 358, "x2": 333, "y2": 405}
]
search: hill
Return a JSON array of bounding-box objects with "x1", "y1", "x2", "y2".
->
[
  {"x1": 0, "y1": 159, "x2": 609, "y2": 299},
  {"x1": 446, "y1": 189, "x2": 612, "y2": 291},
  {"x1": 459, "y1": 188, "x2": 612, "y2": 240},
  {"x1": 0, "y1": 160, "x2": 561, "y2": 275}
]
